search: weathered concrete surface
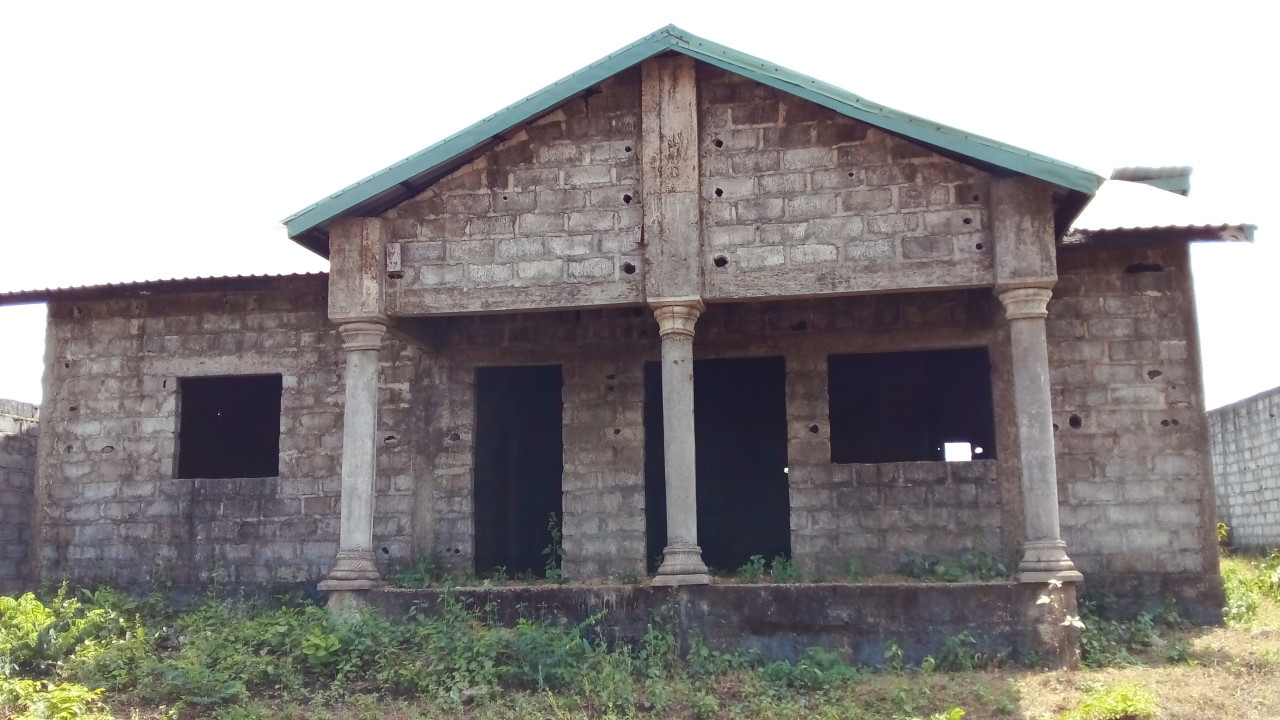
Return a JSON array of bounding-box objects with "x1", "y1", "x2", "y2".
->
[
  {"x1": 1209, "y1": 385, "x2": 1280, "y2": 548},
  {"x1": 33, "y1": 276, "x2": 414, "y2": 589},
  {"x1": 641, "y1": 55, "x2": 703, "y2": 302},
  {"x1": 382, "y1": 70, "x2": 644, "y2": 314},
  {"x1": 697, "y1": 65, "x2": 994, "y2": 300},
  {"x1": 1049, "y1": 242, "x2": 1222, "y2": 622},
  {"x1": 369, "y1": 582, "x2": 1079, "y2": 669},
  {"x1": 328, "y1": 217, "x2": 389, "y2": 323},
  {"x1": 406, "y1": 290, "x2": 1018, "y2": 581},
  {"x1": 651, "y1": 301, "x2": 710, "y2": 584},
  {"x1": 0, "y1": 398, "x2": 38, "y2": 593},
  {"x1": 321, "y1": 321, "x2": 388, "y2": 592}
]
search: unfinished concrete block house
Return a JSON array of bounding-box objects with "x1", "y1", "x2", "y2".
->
[{"x1": 1, "y1": 27, "x2": 1250, "y2": 654}]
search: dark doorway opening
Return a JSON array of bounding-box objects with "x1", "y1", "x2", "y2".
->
[
  {"x1": 827, "y1": 348, "x2": 996, "y2": 463},
  {"x1": 176, "y1": 374, "x2": 282, "y2": 479},
  {"x1": 473, "y1": 365, "x2": 564, "y2": 577},
  {"x1": 644, "y1": 357, "x2": 791, "y2": 574}
]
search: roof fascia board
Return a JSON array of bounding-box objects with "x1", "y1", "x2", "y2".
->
[{"x1": 665, "y1": 34, "x2": 1102, "y2": 196}]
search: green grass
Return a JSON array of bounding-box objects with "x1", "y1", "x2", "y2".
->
[{"x1": 3, "y1": 551, "x2": 1279, "y2": 719}]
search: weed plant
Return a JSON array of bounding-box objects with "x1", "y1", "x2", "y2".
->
[{"x1": 898, "y1": 549, "x2": 1009, "y2": 582}]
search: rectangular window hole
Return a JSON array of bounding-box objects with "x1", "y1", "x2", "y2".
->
[
  {"x1": 828, "y1": 348, "x2": 996, "y2": 464},
  {"x1": 176, "y1": 374, "x2": 282, "y2": 479}
]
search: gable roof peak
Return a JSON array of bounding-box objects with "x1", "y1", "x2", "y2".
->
[{"x1": 283, "y1": 25, "x2": 1103, "y2": 256}]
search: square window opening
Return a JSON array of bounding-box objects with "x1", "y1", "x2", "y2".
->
[
  {"x1": 176, "y1": 374, "x2": 283, "y2": 479},
  {"x1": 828, "y1": 348, "x2": 996, "y2": 464}
]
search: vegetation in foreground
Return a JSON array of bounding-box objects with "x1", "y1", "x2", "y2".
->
[{"x1": 1, "y1": 551, "x2": 1278, "y2": 720}]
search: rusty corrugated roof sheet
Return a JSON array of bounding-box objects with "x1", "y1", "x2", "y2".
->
[
  {"x1": 0, "y1": 272, "x2": 327, "y2": 306},
  {"x1": 1062, "y1": 224, "x2": 1255, "y2": 247}
]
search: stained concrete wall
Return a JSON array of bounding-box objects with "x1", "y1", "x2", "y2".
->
[
  {"x1": 370, "y1": 581, "x2": 1080, "y2": 669},
  {"x1": 37, "y1": 276, "x2": 359, "y2": 588},
  {"x1": 1209, "y1": 385, "x2": 1280, "y2": 548},
  {"x1": 697, "y1": 65, "x2": 994, "y2": 300},
  {"x1": 383, "y1": 70, "x2": 645, "y2": 315},
  {"x1": 0, "y1": 398, "x2": 39, "y2": 593},
  {"x1": 1049, "y1": 242, "x2": 1222, "y2": 620}
]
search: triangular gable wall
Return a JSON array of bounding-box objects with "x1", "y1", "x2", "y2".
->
[
  {"x1": 381, "y1": 63, "x2": 998, "y2": 315},
  {"x1": 285, "y1": 26, "x2": 1101, "y2": 254}
]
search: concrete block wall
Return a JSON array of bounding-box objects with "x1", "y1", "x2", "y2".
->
[
  {"x1": 403, "y1": 309, "x2": 654, "y2": 579},
  {"x1": 1209, "y1": 385, "x2": 1280, "y2": 548},
  {"x1": 1049, "y1": 243, "x2": 1221, "y2": 618},
  {"x1": 697, "y1": 65, "x2": 993, "y2": 300},
  {"x1": 383, "y1": 69, "x2": 645, "y2": 315},
  {"x1": 34, "y1": 276, "x2": 395, "y2": 589},
  {"x1": 700, "y1": 292, "x2": 1012, "y2": 578},
  {"x1": 0, "y1": 398, "x2": 39, "y2": 593},
  {"x1": 407, "y1": 290, "x2": 1016, "y2": 581}
]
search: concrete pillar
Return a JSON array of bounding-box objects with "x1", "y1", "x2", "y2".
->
[
  {"x1": 998, "y1": 286, "x2": 1082, "y2": 583},
  {"x1": 651, "y1": 299, "x2": 710, "y2": 586},
  {"x1": 319, "y1": 320, "x2": 388, "y2": 603}
]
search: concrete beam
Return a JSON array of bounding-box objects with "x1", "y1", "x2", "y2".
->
[
  {"x1": 329, "y1": 217, "x2": 390, "y2": 324},
  {"x1": 641, "y1": 55, "x2": 703, "y2": 301}
]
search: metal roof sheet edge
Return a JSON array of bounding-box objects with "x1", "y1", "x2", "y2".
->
[
  {"x1": 281, "y1": 24, "x2": 1104, "y2": 250},
  {"x1": 1062, "y1": 223, "x2": 1255, "y2": 246},
  {"x1": 0, "y1": 272, "x2": 328, "y2": 306}
]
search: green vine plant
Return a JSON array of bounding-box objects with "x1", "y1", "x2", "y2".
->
[{"x1": 543, "y1": 512, "x2": 567, "y2": 584}]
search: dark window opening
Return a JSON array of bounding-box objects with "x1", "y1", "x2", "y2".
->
[
  {"x1": 473, "y1": 365, "x2": 564, "y2": 577},
  {"x1": 828, "y1": 348, "x2": 996, "y2": 463},
  {"x1": 177, "y1": 375, "x2": 282, "y2": 479},
  {"x1": 645, "y1": 357, "x2": 790, "y2": 574}
]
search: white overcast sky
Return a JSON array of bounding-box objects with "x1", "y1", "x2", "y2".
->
[{"x1": 0, "y1": 0, "x2": 1275, "y2": 409}]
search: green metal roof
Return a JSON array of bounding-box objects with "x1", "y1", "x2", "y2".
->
[{"x1": 284, "y1": 25, "x2": 1104, "y2": 255}]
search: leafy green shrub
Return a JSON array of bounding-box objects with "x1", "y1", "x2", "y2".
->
[
  {"x1": 385, "y1": 547, "x2": 458, "y2": 588},
  {"x1": 1261, "y1": 550, "x2": 1280, "y2": 601},
  {"x1": 1222, "y1": 557, "x2": 1263, "y2": 626},
  {"x1": 898, "y1": 549, "x2": 1008, "y2": 582},
  {"x1": 883, "y1": 639, "x2": 905, "y2": 672},
  {"x1": 1076, "y1": 594, "x2": 1184, "y2": 669},
  {"x1": 1059, "y1": 682, "x2": 1157, "y2": 720},
  {"x1": 759, "y1": 647, "x2": 857, "y2": 692},
  {"x1": 770, "y1": 555, "x2": 804, "y2": 583},
  {"x1": 542, "y1": 512, "x2": 566, "y2": 583},
  {"x1": 936, "y1": 632, "x2": 977, "y2": 671},
  {"x1": 1, "y1": 586, "x2": 156, "y2": 688},
  {"x1": 737, "y1": 555, "x2": 767, "y2": 583},
  {"x1": 0, "y1": 677, "x2": 114, "y2": 720}
]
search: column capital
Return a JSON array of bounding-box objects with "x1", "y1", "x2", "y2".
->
[
  {"x1": 997, "y1": 286, "x2": 1053, "y2": 321},
  {"x1": 650, "y1": 298, "x2": 705, "y2": 339},
  {"x1": 339, "y1": 321, "x2": 388, "y2": 352}
]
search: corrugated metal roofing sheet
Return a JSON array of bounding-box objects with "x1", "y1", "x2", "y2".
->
[
  {"x1": 0, "y1": 272, "x2": 327, "y2": 306},
  {"x1": 282, "y1": 25, "x2": 1104, "y2": 255},
  {"x1": 1062, "y1": 224, "x2": 1254, "y2": 246}
]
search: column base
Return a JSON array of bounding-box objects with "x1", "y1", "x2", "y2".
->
[
  {"x1": 1019, "y1": 539, "x2": 1084, "y2": 584},
  {"x1": 653, "y1": 543, "x2": 710, "y2": 586},
  {"x1": 323, "y1": 548, "x2": 381, "y2": 583}
]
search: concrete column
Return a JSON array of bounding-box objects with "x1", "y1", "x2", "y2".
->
[
  {"x1": 319, "y1": 321, "x2": 388, "y2": 601},
  {"x1": 998, "y1": 286, "x2": 1082, "y2": 583},
  {"x1": 651, "y1": 299, "x2": 710, "y2": 586}
]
